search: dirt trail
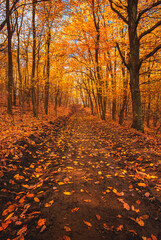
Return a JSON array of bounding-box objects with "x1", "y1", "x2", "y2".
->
[{"x1": 0, "y1": 108, "x2": 161, "y2": 240}]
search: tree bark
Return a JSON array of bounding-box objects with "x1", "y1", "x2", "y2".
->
[
  {"x1": 6, "y1": 0, "x2": 13, "y2": 114},
  {"x1": 128, "y1": 0, "x2": 144, "y2": 132},
  {"x1": 31, "y1": 0, "x2": 37, "y2": 117},
  {"x1": 44, "y1": 29, "x2": 51, "y2": 115}
]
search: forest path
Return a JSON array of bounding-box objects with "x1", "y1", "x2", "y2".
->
[{"x1": 0, "y1": 108, "x2": 161, "y2": 240}]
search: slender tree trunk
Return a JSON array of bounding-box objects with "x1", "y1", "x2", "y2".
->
[
  {"x1": 13, "y1": 72, "x2": 17, "y2": 106},
  {"x1": 45, "y1": 29, "x2": 51, "y2": 115},
  {"x1": 146, "y1": 71, "x2": 151, "y2": 128},
  {"x1": 119, "y1": 65, "x2": 128, "y2": 125},
  {"x1": 31, "y1": 0, "x2": 37, "y2": 117},
  {"x1": 6, "y1": 0, "x2": 13, "y2": 114},
  {"x1": 112, "y1": 48, "x2": 117, "y2": 121},
  {"x1": 17, "y1": 32, "x2": 23, "y2": 107}
]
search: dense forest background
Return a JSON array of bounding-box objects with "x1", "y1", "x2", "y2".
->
[{"x1": 0, "y1": 0, "x2": 161, "y2": 133}]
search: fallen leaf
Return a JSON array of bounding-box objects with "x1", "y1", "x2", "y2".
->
[
  {"x1": 84, "y1": 199, "x2": 91, "y2": 202},
  {"x1": 131, "y1": 205, "x2": 140, "y2": 213},
  {"x1": 34, "y1": 197, "x2": 40, "y2": 202},
  {"x1": 0, "y1": 220, "x2": 12, "y2": 230},
  {"x1": 128, "y1": 230, "x2": 137, "y2": 235},
  {"x1": 141, "y1": 215, "x2": 149, "y2": 220},
  {"x1": 4, "y1": 212, "x2": 14, "y2": 221},
  {"x1": 136, "y1": 217, "x2": 144, "y2": 226},
  {"x1": 26, "y1": 193, "x2": 34, "y2": 198},
  {"x1": 145, "y1": 192, "x2": 150, "y2": 197},
  {"x1": 106, "y1": 189, "x2": 110, "y2": 193},
  {"x1": 113, "y1": 189, "x2": 117, "y2": 194},
  {"x1": 58, "y1": 182, "x2": 65, "y2": 185},
  {"x1": 137, "y1": 157, "x2": 143, "y2": 161},
  {"x1": 96, "y1": 215, "x2": 101, "y2": 220},
  {"x1": 63, "y1": 192, "x2": 72, "y2": 195},
  {"x1": 71, "y1": 207, "x2": 79, "y2": 212},
  {"x1": 22, "y1": 184, "x2": 29, "y2": 189},
  {"x1": 103, "y1": 223, "x2": 112, "y2": 230},
  {"x1": 136, "y1": 200, "x2": 141, "y2": 205},
  {"x1": 14, "y1": 174, "x2": 24, "y2": 180},
  {"x1": 2, "y1": 204, "x2": 16, "y2": 216},
  {"x1": 63, "y1": 236, "x2": 71, "y2": 240},
  {"x1": 15, "y1": 221, "x2": 23, "y2": 226},
  {"x1": 124, "y1": 202, "x2": 130, "y2": 211},
  {"x1": 117, "y1": 225, "x2": 123, "y2": 231},
  {"x1": 151, "y1": 234, "x2": 157, "y2": 240},
  {"x1": 19, "y1": 196, "x2": 25, "y2": 204},
  {"x1": 138, "y1": 183, "x2": 146, "y2": 187},
  {"x1": 40, "y1": 225, "x2": 46, "y2": 233},
  {"x1": 45, "y1": 200, "x2": 54, "y2": 207},
  {"x1": 64, "y1": 226, "x2": 71, "y2": 232},
  {"x1": 36, "y1": 219, "x2": 46, "y2": 228},
  {"x1": 17, "y1": 225, "x2": 27, "y2": 236},
  {"x1": 83, "y1": 220, "x2": 92, "y2": 227}
]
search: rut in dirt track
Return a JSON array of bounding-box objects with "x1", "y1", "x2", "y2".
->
[{"x1": 1, "y1": 108, "x2": 161, "y2": 240}]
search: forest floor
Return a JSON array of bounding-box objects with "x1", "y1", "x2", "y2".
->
[{"x1": 0, "y1": 106, "x2": 161, "y2": 240}]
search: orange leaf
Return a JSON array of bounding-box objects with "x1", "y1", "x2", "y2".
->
[
  {"x1": 1, "y1": 220, "x2": 12, "y2": 230},
  {"x1": 83, "y1": 220, "x2": 92, "y2": 227},
  {"x1": 64, "y1": 226, "x2": 71, "y2": 232},
  {"x1": 117, "y1": 225, "x2": 123, "y2": 231},
  {"x1": 4, "y1": 212, "x2": 14, "y2": 221},
  {"x1": 2, "y1": 204, "x2": 16, "y2": 216},
  {"x1": 36, "y1": 218, "x2": 46, "y2": 228},
  {"x1": 138, "y1": 183, "x2": 146, "y2": 187},
  {"x1": 17, "y1": 225, "x2": 27, "y2": 236},
  {"x1": 34, "y1": 197, "x2": 40, "y2": 202},
  {"x1": 151, "y1": 234, "x2": 157, "y2": 240},
  {"x1": 45, "y1": 200, "x2": 54, "y2": 207},
  {"x1": 19, "y1": 196, "x2": 25, "y2": 204},
  {"x1": 71, "y1": 207, "x2": 79, "y2": 212},
  {"x1": 96, "y1": 215, "x2": 101, "y2": 220},
  {"x1": 26, "y1": 193, "x2": 34, "y2": 198},
  {"x1": 84, "y1": 199, "x2": 91, "y2": 202},
  {"x1": 136, "y1": 217, "x2": 144, "y2": 226},
  {"x1": 63, "y1": 236, "x2": 71, "y2": 240}
]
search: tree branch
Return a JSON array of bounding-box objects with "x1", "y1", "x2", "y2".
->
[
  {"x1": 0, "y1": 0, "x2": 48, "y2": 32},
  {"x1": 139, "y1": 44, "x2": 161, "y2": 68},
  {"x1": 139, "y1": 20, "x2": 161, "y2": 41},
  {"x1": 109, "y1": 0, "x2": 128, "y2": 24},
  {"x1": 116, "y1": 42, "x2": 129, "y2": 70},
  {"x1": 137, "y1": 1, "x2": 161, "y2": 25}
]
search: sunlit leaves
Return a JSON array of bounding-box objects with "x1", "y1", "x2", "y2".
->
[
  {"x1": 63, "y1": 192, "x2": 72, "y2": 195},
  {"x1": 83, "y1": 220, "x2": 92, "y2": 227},
  {"x1": 45, "y1": 200, "x2": 54, "y2": 207},
  {"x1": 36, "y1": 219, "x2": 46, "y2": 229}
]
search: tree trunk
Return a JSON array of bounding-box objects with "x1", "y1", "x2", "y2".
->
[
  {"x1": 17, "y1": 32, "x2": 23, "y2": 107},
  {"x1": 128, "y1": 0, "x2": 144, "y2": 132},
  {"x1": 6, "y1": 0, "x2": 13, "y2": 114},
  {"x1": 112, "y1": 49, "x2": 116, "y2": 121},
  {"x1": 31, "y1": 0, "x2": 37, "y2": 117},
  {"x1": 119, "y1": 65, "x2": 128, "y2": 125},
  {"x1": 44, "y1": 29, "x2": 50, "y2": 115}
]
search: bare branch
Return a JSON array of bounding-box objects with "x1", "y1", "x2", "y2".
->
[
  {"x1": 137, "y1": 1, "x2": 161, "y2": 24},
  {"x1": 116, "y1": 42, "x2": 129, "y2": 69},
  {"x1": 0, "y1": 0, "x2": 48, "y2": 32},
  {"x1": 109, "y1": 0, "x2": 128, "y2": 24},
  {"x1": 139, "y1": 44, "x2": 161, "y2": 68},
  {"x1": 139, "y1": 20, "x2": 161, "y2": 41}
]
